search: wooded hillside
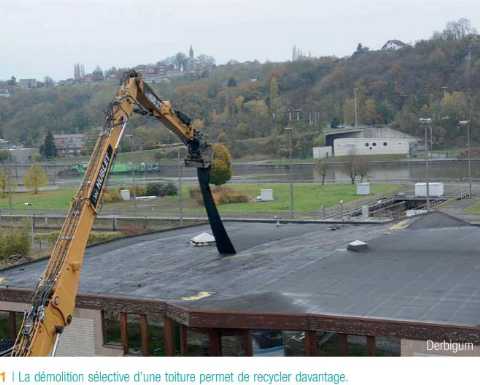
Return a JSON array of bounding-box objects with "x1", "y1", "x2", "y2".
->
[{"x1": 1, "y1": 19, "x2": 479, "y2": 159}]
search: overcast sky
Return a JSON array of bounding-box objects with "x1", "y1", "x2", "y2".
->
[{"x1": 1, "y1": 0, "x2": 479, "y2": 80}]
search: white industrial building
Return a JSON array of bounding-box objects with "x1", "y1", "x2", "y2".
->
[
  {"x1": 312, "y1": 146, "x2": 332, "y2": 159},
  {"x1": 333, "y1": 137, "x2": 411, "y2": 157}
]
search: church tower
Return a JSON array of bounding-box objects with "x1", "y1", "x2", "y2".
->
[{"x1": 189, "y1": 45, "x2": 194, "y2": 60}]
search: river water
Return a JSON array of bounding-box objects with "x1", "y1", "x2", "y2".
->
[
  {"x1": 133, "y1": 159, "x2": 480, "y2": 184},
  {"x1": 5, "y1": 159, "x2": 479, "y2": 186}
]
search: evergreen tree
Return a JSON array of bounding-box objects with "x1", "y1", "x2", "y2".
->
[
  {"x1": 40, "y1": 131, "x2": 57, "y2": 159},
  {"x1": 227, "y1": 77, "x2": 237, "y2": 87}
]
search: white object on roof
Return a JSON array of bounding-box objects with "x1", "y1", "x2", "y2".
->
[
  {"x1": 406, "y1": 209, "x2": 428, "y2": 217},
  {"x1": 135, "y1": 195, "x2": 157, "y2": 200},
  {"x1": 119, "y1": 189, "x2": 130, "y2": 201},
  {"x1": 415, "y1": 182, "x2": 444, "y2": 197},
  {"x1": 347, "y1": 240, "x2": 368, "y2": 252},
  {"x1": 256, "y1": 189, "x2": 274, "y2": 202},
  {"x1": 357, "y1": 183, "x2": 370, "y2": 195},
  {"x1": 190, "y1": 232, "x2": 216, "y2": 247}
]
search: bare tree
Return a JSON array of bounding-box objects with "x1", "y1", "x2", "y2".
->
[
  {"x1": 356, "y1": 156, "x2": 369, "y2": 182},
  {"x1": 440, "y1": 18, "x2": 477, "y2": 40},
  {"x1": 315, "y1": 159, "x2": 329, "y2": 185},
  {"x1": 343, "y1": 152, "x2": 357, "y2": 185}
]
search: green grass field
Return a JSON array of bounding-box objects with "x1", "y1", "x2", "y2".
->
[
  {"x1": 0, "y1": 188, "x2": 76, "y2": 210},
  {"x1": 104, "y1": 182, "x2": 400, "y2": 216},
  {"x1": 463, "y1": 199, "x2": 480, "y2": 215},
  {"x1": 0, "y1": 183, "x2": 400, "y2": 215},
  {"x1": 213, "y1": 183, "x2": 398, "y2": 214}
]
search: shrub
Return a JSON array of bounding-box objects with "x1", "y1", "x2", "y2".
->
[
  {"x1": 189, "y1": 186, "x2": 250, "y2": 206},
  {"x1": 131, "y1": 185, "x2": 146, "y2": 197},
  {"x1": 0, "y1": 227, "x2": 31, "y2": 260},
  {"x1": 35, "y1": 231, "x2": 122, "y2": 247},
  {"x1": 120, "y1": 224, "x2": 145, "y2": 236},
  {"x1": 213, "y1": 186, "x2": 250, "y2": 204},
  {"x1": 87, "y1": 232, "x2": 121, "y2": 245},
  {"x1": 0, "y1": 150, "x2": 10, "y2": 163},
  {"x1": 145, "y1": 182, "x2": 177, "y2": 197},
  {"x1": 210, "y1": 143, "x2": 233, "y2": 186},
  {"x1": 102, "y1": 188, "x2": 122, "y2": 203},
  {"x1": 189, "y1": 186, "x2": 204, "y2": 205}
]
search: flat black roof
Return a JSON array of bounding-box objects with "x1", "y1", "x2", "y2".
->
[{"x1": 2, "y1": 212, "x2": 480, "y2": 326}]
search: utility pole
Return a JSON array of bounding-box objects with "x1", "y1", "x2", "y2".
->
[
  {"x1": 441, "y1": 86, "x2": 448, "y2": 98},
  {"x1": 157, "y1": 142, "x2": 184, "y2": 223},
  {"x1": 284, "y1": 127, "x2": 294, "y2": 218},
  {"x1": 467, "y1": 120, "x2": 472, "y2": 198},
  {"x1": 419, "y1": 118, "x2": 432, "y2": 210},
  {"x1": 354, "y1": 88, "x2": 359, "y2": 128},
  {"x1": 464, "y1": 46, "x2": 473, "y2": 198},
  {"x1": 24, "y1": 202, "x2": 34, "y2": 248},
  {"x1": 459, "y1": 120, "x2": 472, "y2": 197},
  {"x1": 177, "y1": 147, "x2": 184, "y2": 226},
  {"x1": 132, "y1": 163, "x2": 137, "y2": 209}
]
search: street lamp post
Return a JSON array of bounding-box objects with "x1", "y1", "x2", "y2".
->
[
  {"x1": 177, "y1": 147, "x2": 184, "y2": 226},
  {"x1": 284, "y1": 127, "x2": 294, "y2": 218},
  {"x1": 419, "y1": 118, "x2": 432, "y2": 210},
  {"x1": 156, "y1": 143, "x2": 184, "y2": 224},
  {"x1": 459, "y1": 120, "x2": 472, "y2": 198},
  {"x1": 24, "y1": 202, "x2": 34, "y2": 248}
]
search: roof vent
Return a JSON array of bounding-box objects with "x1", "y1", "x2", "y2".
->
[
  {"x1": 347, "y1": 240, "x2": 368, "y2": 252},
  {"x1": 191, "y1": 232, "x2": 216, "y2": 247}
]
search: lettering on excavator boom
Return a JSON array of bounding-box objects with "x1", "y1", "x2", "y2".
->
[
  {"x1": 9, "y1": 70, "x2": 235, "y2": 357},
  {"x1": 90, "y1": 145, "x2": 114, "y2": 207}
]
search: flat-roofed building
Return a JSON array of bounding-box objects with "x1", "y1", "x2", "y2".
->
[
  {"x1": 1, "y1": 213, "x2": 479, "y2": 356},
  {"x1": 334, "y1": 137, "x2": 411, "y2": 156},
  {"x1": 54, "y1": 134, "x2": 86, "y2": 156}
]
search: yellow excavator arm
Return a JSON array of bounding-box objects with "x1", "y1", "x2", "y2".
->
[{"x1": 11, "y1": 70, "x2": 234, "y2": 356}]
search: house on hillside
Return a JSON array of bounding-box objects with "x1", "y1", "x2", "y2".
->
[
  {"x1": 18, "y1": 79, "x2": 37, "y2": 89},
  {"x1": 54, "y1": 134, "x2": 86, "y2": 156},
  {"x1": 382, "y1": 40, "x2": 410, "y2": 51}
]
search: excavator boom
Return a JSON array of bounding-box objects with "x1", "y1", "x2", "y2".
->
[{"x1": 11, "y1": 71, "x2": 235, "y2": 356}]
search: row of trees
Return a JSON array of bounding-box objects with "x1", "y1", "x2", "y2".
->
[
  {"x1": 315, "y1": 154, "x2": 369, "y2": 185},
  {"x1": 0, "y1": 164, "x2": 48, "y2": 197}
]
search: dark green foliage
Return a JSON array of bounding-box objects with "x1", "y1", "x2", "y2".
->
[
  {"x1": 39, "y1": 131, "x2": 57, "y2": 159},
  {"x1": 330, "y1": 117, "x2": 340, "y2": 128},
  {"x1": 0, "y1": 150, "x2": 10, "y2": 163},
  {"x1": 145, "y1": 182, "x2": 177, "y2": 197},
  {"x1": 227, "y1": 77, "x2": 237, "y2": 87}
]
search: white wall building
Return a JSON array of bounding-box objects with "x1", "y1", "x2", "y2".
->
[
  {"x1": 334, "y1": 138, "x2": 410, "y2": 157},
  {"x1": 312, "y1": 146, "x2": 332, "y2": 159}
]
